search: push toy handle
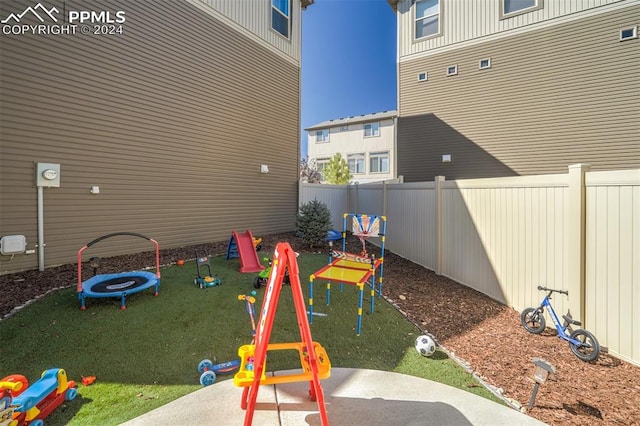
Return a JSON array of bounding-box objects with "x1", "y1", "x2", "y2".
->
[{"x1": 0, "y1": 380, "x2": 23, "y2": 392}]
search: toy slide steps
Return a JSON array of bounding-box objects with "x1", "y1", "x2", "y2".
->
[{"x1": 230, "y1": 230, "x2": 265, "y2": 273}]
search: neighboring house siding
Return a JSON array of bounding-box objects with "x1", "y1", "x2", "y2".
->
[
  {"x1": 398, "y1": 0, "x2": 627, "y2": 58},
  {"x1": 0, "y1": 0, "x2": 301, "y2": 274},
  {"x1": 397, "y1": 4, "x2": 640, "y2": 182}
]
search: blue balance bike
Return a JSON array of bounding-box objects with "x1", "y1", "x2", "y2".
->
[{"x1": 521, "y1": 286, "x2": 600, "y2": 362}]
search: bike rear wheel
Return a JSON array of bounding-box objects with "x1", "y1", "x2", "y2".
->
[
  {"x1": 569, "y1": 329, "x2": 600, "y2": 362},
  {"x1": 521, "y1": 307, "x2": 546, "y2": 334}
]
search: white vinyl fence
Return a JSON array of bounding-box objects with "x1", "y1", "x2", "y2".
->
[{"x1": 299, "y1": 165, "x2": 640, "y2": 366}]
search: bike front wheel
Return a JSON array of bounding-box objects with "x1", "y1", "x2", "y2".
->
[
  {"x1": 521, "y1": 307, "x2": 546, "y2": 334},
  {"x1": 569, "y1": 329, "x2": 600, "y2": 362}
]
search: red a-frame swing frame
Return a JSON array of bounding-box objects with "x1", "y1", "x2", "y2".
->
[{"x1": 233, "y1": 242, "x2": 331, "y2": 426}]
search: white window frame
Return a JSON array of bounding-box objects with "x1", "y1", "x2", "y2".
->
[
  {"x1": 315, "y1": 157, "x2": 330, "y2": 172},
  {"x1": 369, "y1": 152, "x2": 390, "y2": 174},
  {"x1": 479, "y1": 58, "x2": 491, "y2": 70},
  {"x1": 500, "y1": 0, "x2": 543, "y2": 19},
  {"x1": 315, "y1": 129, "x2": 329, "y2": 143},
  {"x1": 271, "y1": 0, "x2": 290, "y2": 38},
  {"x1": 446, "y1": 65, "x2": 458, "y2": 76},
  {"x1": 414, "y1": 0, "x2": 441, "y2": 41},
  {"x1": 417, "y1": 72, "x2": 428, "y2": 81},
  {"x1": 347, "y1": 154, "x2": 366, "y2": 174},
  {"x1": 364, "y1": 122, "x2": 380, "y2": 138},
  {"x1": 620, "y1": 26, "x2": 638, "y2": 41}
]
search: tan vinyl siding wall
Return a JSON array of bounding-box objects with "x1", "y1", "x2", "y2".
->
[
  {"x1": 200, "y1": 0, "x2": 302, "y2": 61},
  {"x1": 298, "y1": 184, "x2": 349, "y2": 230},
  {"x1": 397, "y1": 5, "x2": 640, "y2": 182},
  {"x1": 398, "y1": 0, "x2": 627, "y2": 57},
  {"x1": 0, "y1": 0, "x2": 300, "y2": 274}
]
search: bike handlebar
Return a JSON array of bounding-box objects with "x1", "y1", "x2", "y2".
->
[{"x1": 537, "y1": 285, "x2": 568, "y2": 295}]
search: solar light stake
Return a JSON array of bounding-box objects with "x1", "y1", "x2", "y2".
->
[{"x1": 528, "y1": 357, "x2": 556, "y2": 409}]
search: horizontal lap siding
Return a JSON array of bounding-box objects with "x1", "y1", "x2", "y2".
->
[
  {"x1": 202, "y1": 0, "x2": 302, "y2": 60},
  {"x1": 0, "y1": 0, "x2": 300, "y2": 274},
  {"x1": 397, "y1": 0, "x2": 625, "y2": 57},
  {"x1": 398, "y1": 6, "x2": 640, "y2": 181}
]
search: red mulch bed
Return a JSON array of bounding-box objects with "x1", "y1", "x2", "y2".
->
[{"x1": 1, "y1": 233, "x2": 638, "y2": 425}]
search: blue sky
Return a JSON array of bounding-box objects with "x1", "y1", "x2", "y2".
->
[{"x1": 300, "y1": 0, "x2": 397, "y2": 158}]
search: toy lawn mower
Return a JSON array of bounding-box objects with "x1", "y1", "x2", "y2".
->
[{"x1": 194, "y1": 250, "x2": 221, "y2": 288}]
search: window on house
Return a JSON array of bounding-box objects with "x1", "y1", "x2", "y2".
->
[
  {"x1": 446, "y1": 65, "x2": 458, "y2": 76},
  {"x1": 417, "y1": 72, "x2": 428, "y2": 81},
  {"x1": 620, "y1": 26, "x2": 638, "y2": 41},
  {"x1": 315, "y1": 158, "x2": 329, "y2": 179},
  {"x1": 364, "y1": 122, "x2": 380, "y2": 137},
  {"x1": 315, "y1": 129, "x2": 329, "y2": 143},
  {"x1": 348, "y1": 154, "x2": 365, "y2": 174},
  {"x1": 271, "y1": 0, "x2": 290, "y2": 38},
  {"x1": 316, "y1": 158, "x2": 329, "y2": 171},
  {"x1": 502, "y1": 0, "x2": 542, "y2": 17},
  {"x1": 415, "y1": 0, "x2": 440, "y2": 40},
  {"x1": 370, "y1": 152, "x2": 390, "y2": 174}
]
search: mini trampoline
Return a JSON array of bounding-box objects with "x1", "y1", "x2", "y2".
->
[{"x1": 77, "y1": 232, "x2": 161, "y2": 310}]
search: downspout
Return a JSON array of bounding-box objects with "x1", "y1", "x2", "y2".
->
[
  {"x1": 393, "y1": 115, "x2": 398, "y2": 182},
  {"x1": 35, "y1": 162, "x2": 60, "y2": 271},
  {"x1": 394, "y1": 2, "x2": 401, "y2": 183},
  {"x1": 37, "y1": 186, "x2": 45, "y2": 271}
]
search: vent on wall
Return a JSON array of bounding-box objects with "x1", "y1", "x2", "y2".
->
[
  {"x1": 620, "y1": 26, "x2": 637, "y2": 41},
  {"x1": 479, "y1": 58, "x2": 492, "y2": 69}
]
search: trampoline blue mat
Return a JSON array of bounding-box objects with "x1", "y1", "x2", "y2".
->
[{"x1": 81, "y1": 272, "x2": 158, "y2": 298}]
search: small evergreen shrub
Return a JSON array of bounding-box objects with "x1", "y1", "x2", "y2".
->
[{"x1": 296, "y1": 199, "x2": 332, "y2": 248}]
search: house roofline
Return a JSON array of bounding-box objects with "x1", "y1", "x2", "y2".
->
[{"x1": 305, "y1": 110, "x2": 398, "y2": 131}]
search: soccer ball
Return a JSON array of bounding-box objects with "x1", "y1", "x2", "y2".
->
[{"x1": 415, "y1": 335, "x2": 436, "y2": 357}]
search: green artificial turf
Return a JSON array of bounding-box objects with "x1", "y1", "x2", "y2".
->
[{"x1": 0, "y1": 253, "x2": 502, "y2": 425}]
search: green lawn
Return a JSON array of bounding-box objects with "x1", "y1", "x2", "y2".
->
[{"x1": 0, "y1": 253, "x2": 502, "y2": 425}]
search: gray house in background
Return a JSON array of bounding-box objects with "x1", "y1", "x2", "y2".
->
[
  {"x1": 388, "y1": 0, "x2": 639, "y2": 181},
  {"x1": 0, "y1": 0, "x2": 313, "y2": 274}
]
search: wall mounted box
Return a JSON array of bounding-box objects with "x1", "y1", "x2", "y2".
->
[{"x1": 1, "y1": 235, "x2": 27, "y2": 255}]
